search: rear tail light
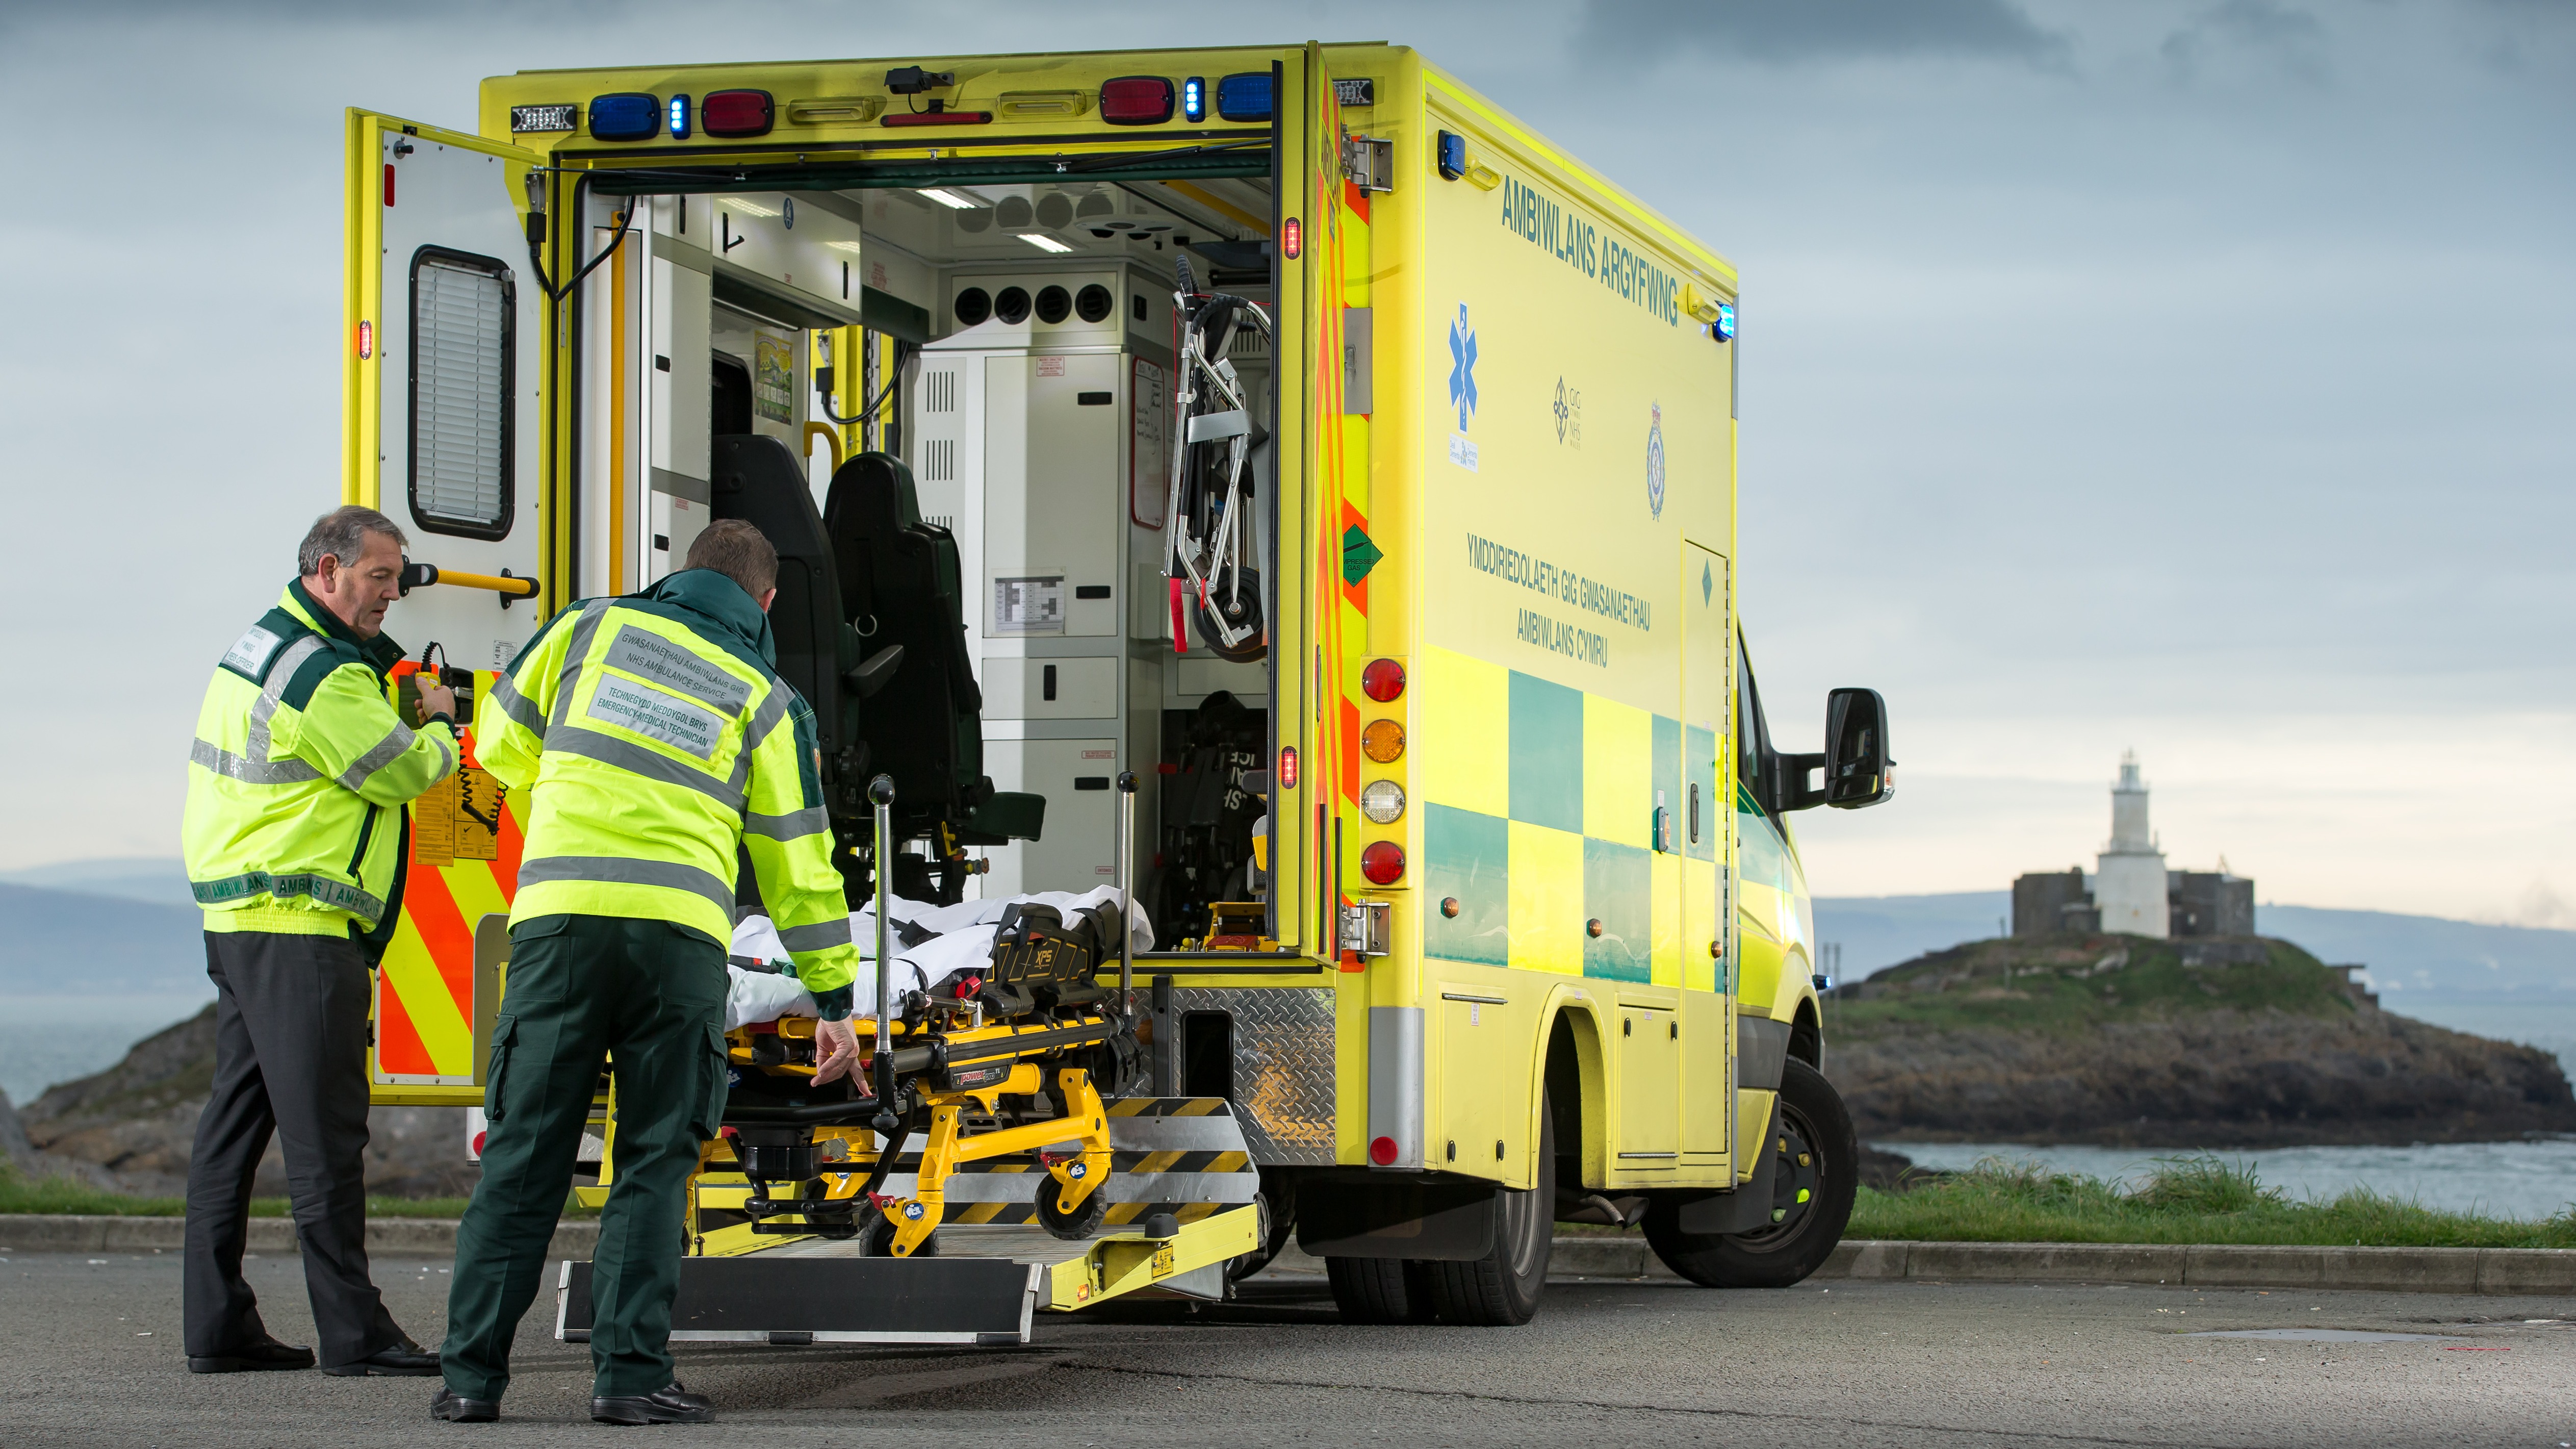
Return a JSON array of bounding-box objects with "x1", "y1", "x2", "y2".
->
[
  {"x1": 1362, "y1": 657, "x2": 1406, "y2": 701},
  {"x1": 1369, "y1": 1135, "x2": 1400, "y2": 1166},
  {"x1": 588, "y1": 92, "x2": 661, "y2": 142},
  {"x1": 1216, "y1": 72, "x2": 1274, "y2": 122},
  {"x1": 1101, "y1": 76, "x2": 1175, "y2": 125},
  {"x1": 703, "y1": 89, "x2": 775, "y2": 138},
  {"x1": 1278, "y1": 746, "x2": 1299, "y2": 791},
  {"x1": 1360, "y1": 840, "x2": 1405, "y2": 885}
]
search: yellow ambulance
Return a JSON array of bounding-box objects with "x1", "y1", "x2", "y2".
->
[{"x1": 351, "y1": 41, "x2": 1894, "y2": 1333}]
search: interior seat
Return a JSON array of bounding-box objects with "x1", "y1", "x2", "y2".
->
[{"x1": 823, "y1": 450, "x2": 1044, "y2": 851}]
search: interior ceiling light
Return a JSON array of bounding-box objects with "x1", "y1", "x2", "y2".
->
[
  {"x1": 719, "y1": 196, "x2": 781, "y2": 218},
  {"x1": 916, "y1": 187, "x2": 979, "y2": 210},
  {"x1": 823, "y1": 240, "x2": 863, "y2": 254},
  {"x1": 1018, "y1": 233, "x2": 1073, "y2": 253}
]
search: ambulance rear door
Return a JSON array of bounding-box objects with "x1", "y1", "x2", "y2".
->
[{"x1": 345, "y1": 109, "x2": 548, "y2": 1103}]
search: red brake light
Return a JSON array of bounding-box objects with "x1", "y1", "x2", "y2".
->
[
  {"x1": 1282, "y1": 216, "x2": 1302, "y2": 260},
  {"x1": 1100, "y1": 76, "x2": 1175, "y2": 125},
  {"x1": 1278, "y1": 746, "x2": 1299, "y2": 791},
  {"x1": 1362, "y1": 658, "x2": 1405, "y2": 702},
  {"x1": 1360, "y1": 841, "x2": 1405, "y2": 885},
  {"x1": 1369, "y1": 1135, "x2": 1400, "y2": 1166},
  {"x1": 701, "y1": 89, "x2": 775, "y2": 138}
]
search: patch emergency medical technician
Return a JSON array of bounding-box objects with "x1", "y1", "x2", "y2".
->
[
  {"x1": 434, "y1": 521, "x2": 861, "y2": 1427},
  {"x1": 181, "y1": 505, "x2": 457, "y2": 1377}
]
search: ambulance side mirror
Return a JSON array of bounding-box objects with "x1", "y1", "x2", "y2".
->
[{"x1": 1776, "y1": 688, "x2": 1893, "y2": 812}]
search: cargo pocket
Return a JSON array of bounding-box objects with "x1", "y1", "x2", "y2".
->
[
  {"x1": 687, "y1": 1022, "x2": 731, "y2": 1141},
  {"x1": 483, "y1": 1014, "x2": 519, "y2": 1122}
]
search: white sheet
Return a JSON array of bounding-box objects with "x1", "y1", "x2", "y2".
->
[{"x1": 728, "y1": 885, "x2": 1154, "y2": 1026}]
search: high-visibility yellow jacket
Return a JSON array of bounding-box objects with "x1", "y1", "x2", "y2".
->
[
  {"x1": 476, "y1": 569, "x2": 860, "y2": 1016},
  {"x1": 184, "y1": 579, "x2": 459, "y2": 946}
]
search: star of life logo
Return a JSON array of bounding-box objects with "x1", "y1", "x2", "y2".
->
[{"x1": 1448, "y1": 302, "x2": 1480, "y2": 472}]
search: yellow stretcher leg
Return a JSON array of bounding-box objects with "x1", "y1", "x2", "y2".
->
[{"x1": 883, "y1": 1066, "x2": 1115, "y2": 1256}]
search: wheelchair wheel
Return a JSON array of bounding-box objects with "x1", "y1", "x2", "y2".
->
[{"x1": 1037, "y1": 1174, "x2": 1110, "y2": 1240}]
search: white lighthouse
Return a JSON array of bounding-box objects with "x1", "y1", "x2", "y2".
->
[{"x1": 2094, "y1": 751, "x2": 2170, "y2": 937}]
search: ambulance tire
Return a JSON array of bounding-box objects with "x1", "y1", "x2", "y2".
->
[
  {"x1": 1420, "y1": 1089, "x2": 1556, "y2": 1327},
  {"x1": 1325, "y1": 1256, "x2": 1439, "y2": 1325},
  {"x1": 1642, "y1": 1058, "x2": 1858, "y2": 1289}
]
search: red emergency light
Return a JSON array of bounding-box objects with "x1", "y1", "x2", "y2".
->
[
  {"x1": 1100, "y1": 77, "x2": 1175, "y2": 125},
  {"x1": 702, "y1": 89, "x2": 775, "y2": 138}
]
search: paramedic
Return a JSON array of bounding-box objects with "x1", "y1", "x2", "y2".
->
[
  {"x1": 180, "y1": 505, "x2": 458, "y2": 1377},
  {"x1": 433, "y1": 520, "x2": 862, "y2": 1427}
]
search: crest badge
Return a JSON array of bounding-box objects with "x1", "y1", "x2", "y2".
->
[{"x1": 1645, "y1": 402, "x2": 1667, "y2": 519}]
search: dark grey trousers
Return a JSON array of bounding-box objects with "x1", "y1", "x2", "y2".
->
[{"x1": 183, "y1": 930, "x2": 403, "y2": 1366}]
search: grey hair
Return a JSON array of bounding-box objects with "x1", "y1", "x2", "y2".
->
[{"x1": 297, "y1": 506, "x2": 407, "y2": 577}]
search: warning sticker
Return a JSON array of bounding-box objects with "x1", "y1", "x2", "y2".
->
[
  {"x1": 992, "y1": 575, "x2": 1065, "y2": 634},
  {"x1": 413, "y1": 767, "x2": 505, "y2": 868}
]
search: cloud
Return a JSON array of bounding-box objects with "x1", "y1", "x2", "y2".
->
[
  {"x1": 2161, "y1": 0, "x2": 2333, "y2": 85},
  {"x1": 1581, "y1": 0, "x2": 2071, "y2": 67}
]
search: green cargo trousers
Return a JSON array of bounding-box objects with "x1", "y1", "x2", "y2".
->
[{"x1": 440, "y1": 913, "x2": 728, "y2": 1401}]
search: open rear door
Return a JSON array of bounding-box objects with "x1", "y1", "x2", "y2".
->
[{"x1": 345, "y1": 110, "x2": 549, "y2": 1103}]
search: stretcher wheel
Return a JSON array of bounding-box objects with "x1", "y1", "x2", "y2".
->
[
  {"x1": 1036, "y1": 1174, "x2": 1109, "y2": 1240},
  {"x1": 861, "y1": 1211, "x2": 938, "y2": 1257}
]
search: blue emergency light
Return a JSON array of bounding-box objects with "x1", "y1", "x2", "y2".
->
[
  {"x1": 668, "y1": 94, "x2": 691, "y2": 140},
  {"x1": 1182, "y1": 77, "x2": 1206, "y2": 122},
  {"x1": 1437, "y1": 130, "x2": 1466, "y2": 180},
  {"x1": 1714, "y1": 301, "x2": 1737, "y2": 343},
  {"x1": 588, "y1": 92, "x2": 661, "y2": 142},
  {"x1": 1216, "y1": 72, "x2": 1273, "y2": 122}
]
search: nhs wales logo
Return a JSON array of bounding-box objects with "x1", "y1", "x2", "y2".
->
[
  {"x1": 1645, "y1": 401, "x2": 1666, "y2": 518},
  {"x1": 1447, "y1": 302, "x2": 1479, "y2": 472}
]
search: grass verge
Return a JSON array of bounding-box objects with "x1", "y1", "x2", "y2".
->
[
  {"x1": 1845, "y1": 1155, "x2": 2576, "y2": 1249},
  {"x1": 0, "y1": 1163, "x2": 594, "y2": 1220}
]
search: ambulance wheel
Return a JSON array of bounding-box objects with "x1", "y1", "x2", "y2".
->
[
  {"x1": 1326, "y1": 1257, "x2": 1438, "y2": 1325},
  {"x1": 1642, "y1": 1058, "x2": 1857, "y2": 1289},
  {"x1": 1420, "y1": 1088, "x2": 1555, "y2": 1326},
  {"x1": 860, "y1": 1211, "x2": 938, "y2": 1258},
  {"x1": 1037, "y1": 1175, "x2": 1109, "y2": 1240}
]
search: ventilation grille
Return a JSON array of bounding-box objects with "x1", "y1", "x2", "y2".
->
[
  {"x1": 922, "y1": 514, "x2": 956, "y2": 531},
  {"x1": 413, "y1": 256, "x2": 511, "y2": 529},
  {"x1": 921, "y1": 439, "x2": 956, "y2": 482},
  {"x1": 1228, "y1": 328, "x2": 1270, "y2": 360},
  {"x1": 924, "y1": 370, "x2": 957, "y2": 413}
]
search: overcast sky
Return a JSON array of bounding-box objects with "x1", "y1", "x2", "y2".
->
[{"x1": 1, "y1": 0, "x2": 2567, "y2": 923}]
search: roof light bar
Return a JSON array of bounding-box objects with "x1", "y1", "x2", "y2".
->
[
  {"x1": 1216, "y1": 72, "x2": 1273, "y2": 122},
  {"x1": 1182, "y1": 76, "x2": 1206, "y2": 122},
  {"x1": 702, "y1": 89, "x2": 775, "y2": 138},
  {"x1": 587, "y1": 92, "x2": 661, "y2": 142},
  {"x1": 667, "y1": 94, "x2": 690, "y2": 140},
  {"x1": 1100, "y1": 76, "x2": 1175, "y2": 125}
]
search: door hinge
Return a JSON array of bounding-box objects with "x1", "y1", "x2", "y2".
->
[
  {"x1": 1342, "y1": 132, "x2": 1394, "y2": 193},
  {"x1": 1339, "y1": 899, "x2": 1392, "y2": 957}
]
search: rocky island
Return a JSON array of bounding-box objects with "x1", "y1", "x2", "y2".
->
[{"x1": 1830, "y1": 934, "x2": 2576, "y2": 1147}]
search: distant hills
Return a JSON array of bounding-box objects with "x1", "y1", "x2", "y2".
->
[{"x1": 1814, "y1": 891, "x2": 2576, "y2": 1004}]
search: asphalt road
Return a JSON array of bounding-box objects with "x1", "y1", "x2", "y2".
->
[{"x1": 5, "y1": 1249, "x2": 2574, "y2": 1447}]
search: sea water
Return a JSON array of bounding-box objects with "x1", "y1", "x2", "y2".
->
[
  {"x1": 0, "y1": 994, "x2": 212, "y2": 1105},
  {"x1": 1878, "y1": 1138, "x2": 2576, "y2": 1222}
]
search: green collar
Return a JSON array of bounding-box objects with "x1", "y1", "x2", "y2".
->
[
  {"x1": 635, "y1": 569, "x2": 776, "y2": 668},
  {"x1": 281, "y1": 578, "x2": 405, "y2": 674}
]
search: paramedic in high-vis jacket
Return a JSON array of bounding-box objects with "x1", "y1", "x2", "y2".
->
[
  {"x1": 180, "y1": 505, "x2": 457, "y2": 1378},
  {"x1": 432, "y1": 520, "x2": 861, "y2": 1427}
]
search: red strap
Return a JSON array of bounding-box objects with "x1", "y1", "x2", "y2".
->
[{"x1": 1168, "y1": 577, "x2": 1189, "y2": 652}]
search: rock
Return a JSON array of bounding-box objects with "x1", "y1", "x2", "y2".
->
[
  {"x1": 20, "y1": 1004, "x2": 483, "y2": 1199},
  {"x1": 0, "y1": 1089, "x2": 36, "y2": 1168},
  {"x1": 1832, "y1": 934, "x2": 2576, "y2": 1147}
]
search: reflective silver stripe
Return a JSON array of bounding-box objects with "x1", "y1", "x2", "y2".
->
[
  {"x1": 543, "y1": 724, "x2": 746, "y2": 814},
  {"x1": 776, "y1": 917, "x2": 855, "y2": 954},
  {"x1": 745, "y1": 684, "x2": 793, "y2": 750},
  {"x1": 245, "y1": 634, "x2": 328, "y2": 764},
  {"x1": 429, "y1": 724, "x2": 457, "y2": 780},
  {"x1": 744, "y1": 805, "x2": 828, "y2": 841},
  {"x1": 191, "y1": 738, "x2": 322, "y2": 785},
  {"x1": 516, "y1": 855, "x2": 736, "y2": 921},
  {"x1": 549, "y1": 600, "x2": 614, "y2": 732},
  {"x1": 336, "y1": 722, "x2": 419, "y2": 793},
  {"x1": 488, "y1": 670, "x2": 545, "y2": 736},
  {"x1": 191, "y1": 869, "x2": 386, "y2": 925}
]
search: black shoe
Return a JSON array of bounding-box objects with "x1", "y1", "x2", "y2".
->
[
  {"x1": 429, "y1": 1386, "x2": 500, "y2": 1422},
  {"x1": 590, "y1": 1381, "x2": 713, "y2": 1425},
  {"x1": 187, "y1": 1335, "x2": 317, "y2": 1374},
  {"x1": 322, "y1": 1337, "x2": 441, "y2": 1376}
]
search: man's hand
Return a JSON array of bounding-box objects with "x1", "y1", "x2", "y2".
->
[
  {"x1": 811, "y1": 1017, "x2": 863, "y2": 1086},
  {"x1": 418, "y1": 679, "x2": 458, "y2": 723}
]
